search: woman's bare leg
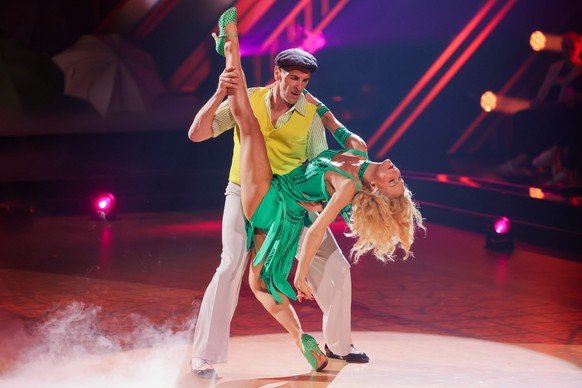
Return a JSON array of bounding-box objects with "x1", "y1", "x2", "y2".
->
[
  {"x1": 247, "y1": 232, "x2": 303, "y2": 345},
  {"x1": 222, "y1": 24, "x2": 271, "y2": 221}
]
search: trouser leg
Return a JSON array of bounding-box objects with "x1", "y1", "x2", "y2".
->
[
  {"x1": 191, "y1": 182, "x2": 247, "y2": 363},
  {"x1": 298, "y1": 215, "x2": 352, "y2": 356}
]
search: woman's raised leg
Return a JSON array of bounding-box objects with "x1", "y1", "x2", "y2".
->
[
  {"x1": 220, "y1": 15, "x2": 271, "y2": 222},
  {"x1": 216, "y1": 8, "x2": 327, "y2": 372}
]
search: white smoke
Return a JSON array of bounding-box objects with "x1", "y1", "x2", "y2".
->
[{"x1": 1, "y1": 301, "x2": 197, "y2": 388}]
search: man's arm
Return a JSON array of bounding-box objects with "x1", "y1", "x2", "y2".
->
[
  {"x1": 188, "y1": 92, "x2": 226, "y2": 142},
  {"x1": 188, "y1": 66, "x2": 239, "y2": 142},
  {"x1": 303, "y1": 90, "x2": 367, "y2": 153}
]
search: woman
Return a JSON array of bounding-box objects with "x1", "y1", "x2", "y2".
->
[{"x1": 213, "y1": 7, "x2": 423, "y2": 371}]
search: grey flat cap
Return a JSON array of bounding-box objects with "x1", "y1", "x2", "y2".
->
[{"x1": 274, "y1": 48, "x2": 318, "y2": 72}]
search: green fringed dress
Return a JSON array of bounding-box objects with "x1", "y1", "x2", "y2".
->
[{"x1": 246, "y1": 149, "x2": 369, "y2": 303}]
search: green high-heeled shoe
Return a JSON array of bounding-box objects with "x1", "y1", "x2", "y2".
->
[
  {"x1": 300, "y1": 333, "x2": 328, "y2": 372},
  {"x1": 212, "y1": 7, "x2": 238, "y2": 56}
]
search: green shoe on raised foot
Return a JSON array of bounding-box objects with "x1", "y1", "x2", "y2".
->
[
  {"x1": 300, "y1": 333, "x2": 328, "y2": 372},
  {"x1": 213, "y1": 7, "x2": 238, "y2": 56}
]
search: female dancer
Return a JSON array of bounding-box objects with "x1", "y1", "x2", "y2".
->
[{"x1": 213, "y1": 7, "x2": 423, "y2": 371}]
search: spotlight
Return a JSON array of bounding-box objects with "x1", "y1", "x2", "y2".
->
[
  {"x1": 530, "y1": 30, "x2": 546, "y2": 51},
  {"x1": 480, "y1": 91, "x2": 497, "y2": 112},
  {"x1": 480, "y1": 91, "x2": 530, "y2": 114},
  {"x1": 485, "y1": 216, "x2": 514, "y2": 251},
  {"x1": 94, "y1": 193, "x2": 116, "y2": 221},
  {"x1": 529, "y1": 30, "x2": 562, "y2": 52}
]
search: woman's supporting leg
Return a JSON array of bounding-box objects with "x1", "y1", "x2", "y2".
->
[
  {"x1": 247, "y1": 234, "x2": 328, "y2": 371},
  {"x1": 247, "y1": 232, "x2": 302, "y2": 343}
]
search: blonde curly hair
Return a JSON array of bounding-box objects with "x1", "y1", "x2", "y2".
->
[{"x1": 347, "y1": 185, "x2": 424, "y2": 262}]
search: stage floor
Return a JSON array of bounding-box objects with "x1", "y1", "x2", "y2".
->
[{"x1": 0, "y1": 210, "x2": 581, "y2": 387}]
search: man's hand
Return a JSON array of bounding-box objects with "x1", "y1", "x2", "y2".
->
[{"x1": 217, "y1": 66, "x2": 240, "y2": 96}]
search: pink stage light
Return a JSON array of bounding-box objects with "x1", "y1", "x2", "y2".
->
[
  {"x1": 493, "y1": 216, "x2": 511, "y2": 234},
  {"x1": 95, "y1": 193, "x2": 116, "y2": 220},
  {"x1": 486, "y1": 216, "x2": 514, "y2": 251}
]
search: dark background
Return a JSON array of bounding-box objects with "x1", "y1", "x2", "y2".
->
[{"x1": 1, "y1": 0, "x2": 581, "y2": 216}]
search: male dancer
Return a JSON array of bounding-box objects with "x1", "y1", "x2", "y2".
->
[{"x1": 188, "y1": 12, "x2": 368, "y2": 377}]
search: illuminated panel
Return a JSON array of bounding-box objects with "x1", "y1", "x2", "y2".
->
[
  {"x1": 367, "y1": 0, "x2": 497, "y2": 149},
  {"x1": 436, "y1": 174, "x2": 450, "y2": 183},
  {"x1": 529, "y1": 187, "x2": 545, "y2": 199},
  {"x1": 459, "y1": 176, "x2": 481, "y2": 188},
  {"x1": 376, "y1": 0, "x2": 517, "y2": 159}
]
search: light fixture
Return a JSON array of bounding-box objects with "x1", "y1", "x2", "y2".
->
[
  {"x1": 529, "y1": 30, "x2": 562, "y2": 52},
  {"x1": 94, "y1": 193, "x2": 116, "y2": 221},
  {"x1": 480, "y1": 91, "x2": 530, "y2": 114},
  {"x1": 485, "y1": 216, "x2": 514, "y2": 251}
]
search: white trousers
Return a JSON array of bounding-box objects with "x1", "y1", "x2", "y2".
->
[{"x1": 191, "y1": 182, "x2": 353, "y2": 363}]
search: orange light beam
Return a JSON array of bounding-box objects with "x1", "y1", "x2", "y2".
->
[
  {"x1": 376, "y1": 0, "x2": 517, "y2": 159},
  {"x1": 367, "y1": 0, "x2": 497, "y2": 149},
  {"x1": 448, "y1": 52, "x2": 535, "y2": 155}
]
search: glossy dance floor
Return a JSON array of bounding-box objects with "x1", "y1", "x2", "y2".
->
[{"x1": 0, "y1": 210, "x2": 581, "y2": 387}]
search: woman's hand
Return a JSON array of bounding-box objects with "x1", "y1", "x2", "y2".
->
[{"x1": 294, "y1": 273, "x2": 314, "y2": 302}]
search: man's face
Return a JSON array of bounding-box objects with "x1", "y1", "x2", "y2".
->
[{"x1": 274, "y1": 66, "x2": 311, "y2": 105}]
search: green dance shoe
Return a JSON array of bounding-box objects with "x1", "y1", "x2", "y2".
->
[
  {"x1": 212, "y1": 7, "x2": 238, "y2": 56},
  {"x1": 300, "y1": 333, "x2": 328, "y2": 372}
]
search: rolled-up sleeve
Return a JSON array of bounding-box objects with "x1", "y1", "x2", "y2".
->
[
  {"x1": 306, "y1": 114, "x2": 329, "y2": 160},
  {"x1": 211, "y1": 88, "x2": 257, "y2": 138}
]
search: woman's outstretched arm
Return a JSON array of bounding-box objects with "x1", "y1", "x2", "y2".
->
[{"x1": 293, "y1": 178, "x2": 357, "y2": 300}]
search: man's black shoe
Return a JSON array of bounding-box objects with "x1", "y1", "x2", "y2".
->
[{"x1": 324, "y1": 344, "x2": 369, "y2": 363}]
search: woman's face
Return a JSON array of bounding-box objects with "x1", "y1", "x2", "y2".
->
[{"x1": 374, "y1": 159, "x2": 405, "y2": 198}]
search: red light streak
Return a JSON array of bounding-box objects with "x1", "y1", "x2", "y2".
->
[
  {"x1": 367, "y1": 0, "x2": 497, "y2": 149},
  {"x1": 376, "y1": 0, "x2": 517, "y2": 159}
]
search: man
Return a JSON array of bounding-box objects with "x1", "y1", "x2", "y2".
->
[{"x1": 188, "y1": 47, "x2": 368, "y2": 378}]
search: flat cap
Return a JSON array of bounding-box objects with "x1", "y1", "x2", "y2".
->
[{"x1": 274, "y1": 48, "x2": 318, "y2": 72}]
